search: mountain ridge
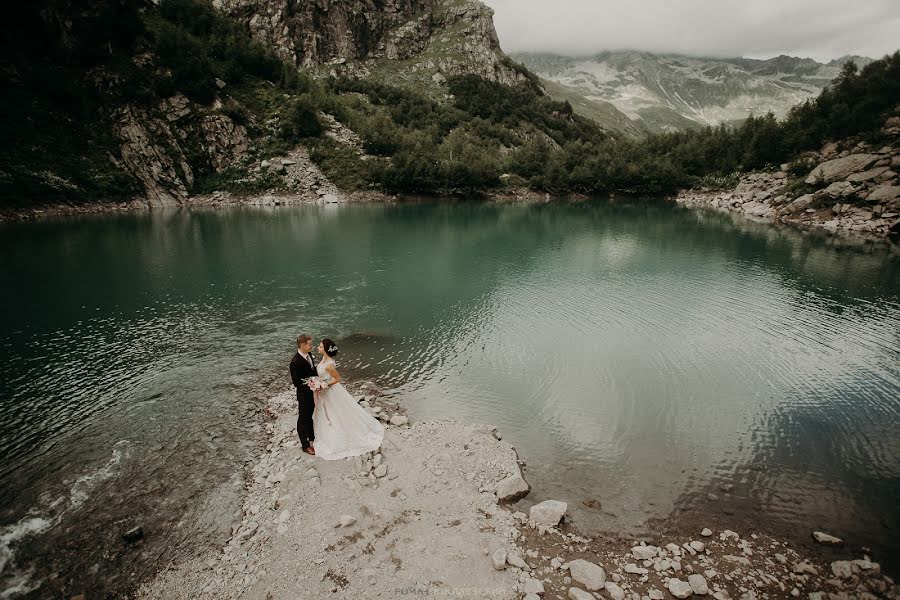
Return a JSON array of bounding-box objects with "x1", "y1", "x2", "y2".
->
[{"x1": 513, "y1": 50, "x2": 876, "y2": 135}]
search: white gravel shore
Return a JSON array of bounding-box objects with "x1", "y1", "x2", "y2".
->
[{"x1": 138, "y1": 388, "x2": 527, "y2": 600}]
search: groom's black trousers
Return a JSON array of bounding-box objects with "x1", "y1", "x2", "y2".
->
[{"x1": 297, "y1": 391, "x2": 315, "y2": 449}]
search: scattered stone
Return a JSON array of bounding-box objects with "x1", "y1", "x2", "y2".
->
[
  {"x1": 491, "y1": 548, "x2": 507, "y2": 570},
  {"x1": 792, "y1": 561, "x2": 817, "y2": 575},
  {"x1": 830, "y1": 560, "x2": 855, "y2": 579},
  {"x1": 805, "y1": 154, "x2": 879, "y2": 184},
  {"x1": 624, "y1": 563, "x2": 649, "y2": 575},
  {"x1": 631, "y1": 545, "x2": 659, "y2": 560},
  {"x1": 529, "y1": 500, "x2": 567, "y2": 527},
  {"x1": 122, "y1": 526, "x2": 144, "y2": 543},
  {"x1": 688, "y1": 573, "x2": 710, "y2": 595},
  {"x1": 648, "y1": 589, "x2": 665, "y2": 600},
  {"x1": 523, "y1": 577, "x2": 544, "y2": 595},
  {"x1": 568, "y1": 558, "x2": 606, "y2": 590},
  {"x1": 690, "y1": 541, "x2": 706, "y2": 552},
  {"x1": 568, "y1": 588, "x2": 594, "y2": 600},
  {"x1": 701, "y1": 528, "x2": 713, "y2": 537},
  {"x1": 496, "y1": 469, "x2": 530, "y2": 503},
  {"x1": 812, "y1": 531, "x2": 843, "y2": 545},
  {"x1": 389, "y1": 415, "x2": 409, "y2": 426},
  {"x1": 605, "y1": 581, "x2": 626, "y2": 600},
  {"x1": 507, "y1": 553, "x2": 528, "y2": 569},
  {"x1": 668, "y1": 578, "x2": 694, "y2": 598},
  {"x1": 374, "y1": 464, "x2": 388, "y2": 478},
  {"x1": 337, "y1": 515, "x2": 356, "y2": 528}
]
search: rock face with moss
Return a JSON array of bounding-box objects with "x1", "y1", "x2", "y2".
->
[{"x1": 214, "y1": 0, "x2": 527, "y2": 86}]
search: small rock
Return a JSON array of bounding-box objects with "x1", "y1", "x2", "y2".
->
[
  {"x1": 122, "y1": 526, "x2": 144, "y2": 543},
  {"x1": 337, "y1": 515, "x2": 356, "y2": 528},
  {"x1": 507, "y1": 553, "x2": 528, "y2": 569},
  {"x1": 491, "y1": 548, "x2": 507, "y2": 570},
  {"x1": 830, "y1": 560, "x2": 855, "y2": 579},
  {"x1": 496, "y1": 469, "x2": 530, "y2": 503},
  {"x1": 792, "y1": 561, "x2": 817, "y2": 575},
  {"x1": 374, "y1": 464, "x2": 387, "y2": 478},
  {"x1": 277, "y1": 509, "x2": 290, "y2": 524},
  {"x1": 605, "y1": 581, "x2": 626, "y2": 600},
  {"x1": 569, "y1": 588, "x2": 594, "y2": 600},
  {"x1": 648, "y1": 588, "x2": 665, "y2": 600},
  {"x1": 624, "y1": 563, "x2": 649, "y2": 575},
  {"x1": 632, "y1": 545, "x2": 659, "y2": 560},
  {"x1": 523, "y1": 578, "x2": 544, "y2": 595},
  {"x1": 690, "y1": 541, "x2": 706, "y2": 552},
  {"x1": 668, "y1": 578, "x2": 694, "y2": 598},
  {"x1": 688, "y1": 574, "x2": 709, "y2": 595},
  {"x1": 812, "y1": 531, "x2": 843, "y2": 545},
  {"x1": 700, "y1": 528, "x2": 713, "y2": 537},
  {"x1": 389, "y1": 415, "x2": 409, "y2": 426},
  {"x1": 568, "y1": 558, "x2": 606, "y2": 590},
  {"x1": 529, "y1": 500, "x2": 568, "y2": 527}
]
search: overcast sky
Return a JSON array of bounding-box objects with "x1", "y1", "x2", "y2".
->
[{"x1": 482, "y1": 0, "x2": 900, "y2": 61}]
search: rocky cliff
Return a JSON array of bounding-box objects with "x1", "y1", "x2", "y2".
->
[{"x1": 214, "y1": 0, "x2": 526, "y2": 86}]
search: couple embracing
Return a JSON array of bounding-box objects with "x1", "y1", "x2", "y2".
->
[{"x1": 289, "y1": 334, "x2": 384, "y2": 459}]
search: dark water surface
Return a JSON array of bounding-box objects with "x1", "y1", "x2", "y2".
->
[{"x1": 1, "y1": 200, "x2": 898, "y2": 596}]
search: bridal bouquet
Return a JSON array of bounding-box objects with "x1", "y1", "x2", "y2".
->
[{"x1": 303, "y1": 376, "x2": 328, "y2": 392}]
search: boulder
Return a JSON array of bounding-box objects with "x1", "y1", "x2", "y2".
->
[
  {"x1": 781, "y1": 194, "x2": 816, "y2": 214},
  {"x1": 568, "y1": 558, "x2": 606, "y2": 590},
  {"x1": 668, "y1": 578, "x2": 694, "y2": 598},
  {"x1": 805, "y1": 154, "x2": 879, "y2": 184},
  {"x1": 867, "y1": 185, "x2": 900, "y2": 203},
  {"x1": 529, "y1": 500, "x2": 568, "y2": 527},
  {"x1": 846, "y1": 166, "x2": 890, "y2": 182},
  {"x1": 820, "y1": 181, "x2": 855, "y2": 198},
  {"x1": 496, "y1": 468, "x2": 530, "y2": 503}
]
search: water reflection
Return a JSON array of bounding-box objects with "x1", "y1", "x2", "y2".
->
[{"x1": 0, "y1": 200, "x2": 898, "y2": 596}]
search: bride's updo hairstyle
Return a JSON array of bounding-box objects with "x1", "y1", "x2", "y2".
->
[{"x1": 322, "y1": 338, "x2": 339, "y2": 357}]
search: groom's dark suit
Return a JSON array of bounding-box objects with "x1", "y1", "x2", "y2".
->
[{"x1": 289, "y1": 350, "x2": 317, "y2": 450}]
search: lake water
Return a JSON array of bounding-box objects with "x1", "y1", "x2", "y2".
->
[{"x1": 1, "y1": 200, "x2": 899, "y2": 597}]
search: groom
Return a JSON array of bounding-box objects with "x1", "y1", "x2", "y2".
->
[{"x1": 289, "y1": 333, "x2": 317, "y2": 455}]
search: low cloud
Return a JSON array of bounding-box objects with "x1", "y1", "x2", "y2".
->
[{"x1": 483, "y1": 0, "x2": 900, "y2": 61}]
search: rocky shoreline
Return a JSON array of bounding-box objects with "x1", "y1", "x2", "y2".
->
[
  {"x1": 675, "y1": 138, "x2": 900, "y2": 243},
  {"x1": 138, "y1": 384, "x2": 898, "y2": 600}
]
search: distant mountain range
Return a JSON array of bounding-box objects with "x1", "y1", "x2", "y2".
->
[{"x1": 512, "y1": 51, "x2": 875, "y2": 137}]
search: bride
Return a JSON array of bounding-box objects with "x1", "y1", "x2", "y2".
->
[{"x1": 312, "y1": 338, "x2": 384, "y2": 460}]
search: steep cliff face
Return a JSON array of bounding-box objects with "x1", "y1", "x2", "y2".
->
[{"x1": 214, "y1": 0, "x2": 526, "y2": 86}]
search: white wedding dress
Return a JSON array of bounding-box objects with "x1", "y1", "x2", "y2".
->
[{"x1": 312, "y1": 358, "x2": 384, "y2": 460}]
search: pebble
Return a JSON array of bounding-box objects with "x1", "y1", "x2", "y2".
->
[
  {"x1": 507, "y1": 553, "x2": 528, "y2": 569},
  {"x1": 648, "y1": 589, "x2": 665, "y2": 600},
  {"x1": 690, "y1": 541, "x2": 706, "y2": 552},
  {"x1": 701, "y1": 528, "x2": 713, "y2": 537},
  {"x1": 374, "y1": 464, "x2": 388, "y2": 478},
  {"x1": 337, "y1": 515, "x2": 356, "y2": 528},
  {"x1": 491, "y1": 548, "x2": 507, "y2": 570}
]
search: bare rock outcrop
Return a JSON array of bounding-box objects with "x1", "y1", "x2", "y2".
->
[
  {"x1": 214, "y1": 0, "x2": 526, "y2": 85},
  {"x1": 676, "y1": 126, "x2": 900, "y2": 240},
  {"x1": 114, "y1": 94, "x2": 250, "y2": 207}
]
